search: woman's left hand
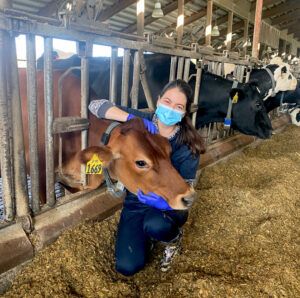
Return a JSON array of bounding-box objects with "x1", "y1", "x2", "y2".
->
[{"x1": 137, "y1": 190, "x2": 172, "y2": 210}]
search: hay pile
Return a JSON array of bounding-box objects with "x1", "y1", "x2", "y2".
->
[{"x1": 2, "y1": 125, "x2": 300, "y2": 298}]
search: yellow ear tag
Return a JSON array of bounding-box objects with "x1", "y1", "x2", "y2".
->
[
  {"x1": 86, "y1": 154, "x2": 103, "y2": 174},
  {"x1": 232, "y1": 92, "x2": 239, "y2": 103}
]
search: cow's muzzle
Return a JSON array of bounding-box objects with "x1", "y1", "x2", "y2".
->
[{"x1": 181, "y1": 190, "x2": 195, "y2": 208}]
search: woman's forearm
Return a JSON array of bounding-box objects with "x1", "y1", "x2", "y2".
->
[
  {"x1": 104, "y1": 106, "x2": 129, "y2": 122},
  {"x1": 89, "y1": 99, "x2": 129, "y2": 122}
]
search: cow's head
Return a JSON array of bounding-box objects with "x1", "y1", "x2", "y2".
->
[
  {"x1": 60, "y1": 118, "x2": 194, "y2": 210},
  {"x1": 231, "y1": 83, "x2": 273, "y2": 139},
  {"x1": 267, "y1": 57, "x2": 297, "y2": 95}
]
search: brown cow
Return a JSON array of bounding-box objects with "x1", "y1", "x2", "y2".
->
[{"x1": 18, "y1": 69, "x2": 194, "y2": 210}]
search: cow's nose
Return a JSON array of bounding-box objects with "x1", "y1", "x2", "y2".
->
[{"x1": 181, "y1": 193, "x2": 195, "y2": 207}]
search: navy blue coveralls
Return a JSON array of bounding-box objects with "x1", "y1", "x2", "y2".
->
[{"x1": 115, "y1": 107, "x2": 199, "y2": 276}]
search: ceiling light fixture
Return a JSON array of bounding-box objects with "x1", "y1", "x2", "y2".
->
[{"x1": 152, "y1": 1, "x2": 164, "y2": 18}]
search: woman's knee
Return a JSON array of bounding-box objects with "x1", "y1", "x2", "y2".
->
[
  {"x1": 143, "y1": 211, "x2": 179, "y2": 242},
  {"x1": 115, "y1": 256, "x2": 145, "y2": 276}
]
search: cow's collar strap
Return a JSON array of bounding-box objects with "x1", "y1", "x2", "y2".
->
[
  {"x1": 100, "y1": 122, "x2": 125, "y2": 199},
  {"x1": 263, "y1": 67, "x2": 276, "y2": 99},
  {"x1": 224, "y1": 80, "x2": 239, "y2": 129}
]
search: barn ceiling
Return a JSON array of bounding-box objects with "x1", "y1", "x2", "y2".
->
[{"x1": 7, "y1": 0, "x2": 300, "y2": 49}]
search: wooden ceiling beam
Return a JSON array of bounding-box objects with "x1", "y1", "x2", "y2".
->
[
  {"x1": 280, "y1": 19, "x2": 299, "y2": 30},
  {"x1": 37, "y1": 0, "x2": 64, "y2": 17},
  {"x1": 155, "y1": 5, "x2": 207, "y2": 36},
  {"x1": 251, "y1": 0, "x2": 280, "y2": 11},
  {"x1": 271, "y1": 9, "x2": 300, "y2": 25},
  {"x1": 99, "y1": 0, "x2": 137, "y2": 22},
  {"x1": 122, "y1": 0, "x2": 192, "y2": 34},
  {"x1": 263, "y1": 0, "x2": 300, "y2": 19}
]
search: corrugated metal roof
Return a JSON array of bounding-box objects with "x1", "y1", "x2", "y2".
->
[{"x1": 6, "y1": 0, "x2": 300, "y2": 44}]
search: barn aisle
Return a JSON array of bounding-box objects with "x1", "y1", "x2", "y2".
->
[{"x1": 2, "y1": 125, "x2": 300, "y2": 298}]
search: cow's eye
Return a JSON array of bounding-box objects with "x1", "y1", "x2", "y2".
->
[
  {"x1": 135, "y1": 160, "x2": 148, "y2": 168},
  {"x1": 256, "y1": 102, "x2": 262, "y2": 109}
]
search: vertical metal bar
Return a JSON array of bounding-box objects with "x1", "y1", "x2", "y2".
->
[
  {"x1": 226, "y1": 11, "x2": 233, "y2": 51},
  {"x1": 9, "y1": 34, "x2": 30, "y2": 218},
  {"x1": 205, "y1": 0, "x2": 213, "y2": 46},
  {"x1": 192, "y1": 67, "x2": 202, "y2": 126},
  {"x1": 44, "y1": 37, "x2": 55, "y2": 207},
  {"x1": 0, "y1": 30, "x2": 14, "y2": 221},
  {"x1": 137, "y1": 0, "x2": 144, "y2": 37},
  {"x1": 26, "y1": 34, "x2": 40, "y2": 214},
  {"x1": 252, "y1": 0, "x2": 263, "y2": 59},
  {"x1": 183, "y1": 58, "x2": 190, "y2": 82},
  {"x1": 245, "y1": 66, "x2": 252, "y2": 83},
  {"x1": 121, "y1": 49, "x2": 130, "y2": 107},
  {"x1": 176, "y1": 57, "x2": 184, "y2": 79},
  {"x1": 140, "y1": 53, "x2": 154, "y2": 110},
  {"x1": 131, "y1": 50, "x2": 140, "y2": 109},
  {"x1": 243, "y1": 19, "x2": 249, "y2": 57},
  {"x1": 109, "y1": 47, "x2": 117, "y2": 103},
  {"x1": 169, "y1": 56, "x2": 177, "y2": 82},
  {"x1": 81, "y1": 43, "x2": 90, "y2": 187},
  {"x1": 176, "y1": 0, "x2": 184, "y2": 45}
]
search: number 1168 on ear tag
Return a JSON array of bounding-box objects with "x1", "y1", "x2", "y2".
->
[{"x1": 86, "y1": 154, "x2": 103, "y2": 174}]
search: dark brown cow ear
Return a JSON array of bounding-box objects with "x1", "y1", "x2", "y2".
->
[{"x1": 79, "y1": 146, "x2": 113, "y2": 167}]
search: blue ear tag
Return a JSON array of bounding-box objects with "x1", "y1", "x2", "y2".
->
[{"x1": 224, "y1": 118, "x2": 231, "y2": 127}]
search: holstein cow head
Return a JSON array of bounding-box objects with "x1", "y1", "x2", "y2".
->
[
  {"x1": 59, "y1": 118, "x2": 194, "y2": 210},
  {"x1": 250, "y1": 57, "x2": 297, "y2": 100},
  {"x1": 229, "y1": 82, "x2": 273, "y2": 138}
]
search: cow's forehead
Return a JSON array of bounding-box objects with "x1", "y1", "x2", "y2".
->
[{"x1": 119, "y1": 130, "x2": 170, "y2": 159}]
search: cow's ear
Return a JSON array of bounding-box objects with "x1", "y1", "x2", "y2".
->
[
  {"x1": 281, "y1": 66, "x2": 287, "y2": 74},
  {"x1": 79, "y1": 146, "x2": 117, "y2": 167},
  {"x1": 229, "y1": 88, "x2": 245, "y2": 102}
]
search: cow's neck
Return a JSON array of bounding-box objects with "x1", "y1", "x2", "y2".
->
[{"x1": 194, "y1": 71, "x2": 236, "y2": 127}]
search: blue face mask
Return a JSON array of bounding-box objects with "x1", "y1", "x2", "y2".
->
[{"x1": 155, "y1": 103, "x2": 185, "y2": 126}]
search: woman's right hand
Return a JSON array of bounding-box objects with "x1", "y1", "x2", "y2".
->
[{"x1": 127, "y1": 114, "x2": 158, "y2": 134}]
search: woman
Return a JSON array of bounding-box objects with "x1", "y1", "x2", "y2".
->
[{"x1": 89, "y1": 79, "x2": 205, "y2": 276}]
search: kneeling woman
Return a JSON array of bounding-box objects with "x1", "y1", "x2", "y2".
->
[{"x1": 89, "y1": 79, "x2": 205, "y2": 275}]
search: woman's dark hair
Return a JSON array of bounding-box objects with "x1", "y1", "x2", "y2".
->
[{"x1": 159, "y1": 79, "x2": 206, "y2": 155}]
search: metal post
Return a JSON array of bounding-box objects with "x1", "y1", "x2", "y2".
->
[
  {"x1": 0, "y1": 30, "x2": 14, "y2": 221},
  {"x1": 177, "y1": 57, "x2": 184, "y2": 79},
  {"x1": 131, "y1": 50, "x2": 140, "y2": 109},
  {"x1": 169, "y1": 56, "x2": 177, "y2": 82},
  {"x1": 176, "y1": 0, "x2": 184, "y2": 45},
  {"x1": 9, "y1": 34, "x2": 30, "y2": 220},
  {"x1": 243, "y1": 19, "x2": 249, "y2": 57},
  {"x1": 252, "y1": 0, "x2": 263, "y2": 59},
  {"x1": 110, "y1": 47, "x2": 117, "y2": 103},
  {"x1": 226, "y1": 11, "x2": 233, "y2": 51},
  {"x1": 44, "y1": 37, "x2": 55, "y2": 206},
  {"x1": 205, "y1": 0, "x2": 213, "y2": 46},
  {"x1": 192, "y1": 66, "x2": 202, "y2": 126},
  {"x1": 80, "y1": 42, "x2": 90, "y2": 187},
  {"x1": 121, "y1": 49, "x2": 130, "y2": 107},
  {"x1": 183, "y1": 58, "x2": 190, "y2": 82},
  {"x1": 26, "y1": 34, "x2": 40, "y2": 214},
  {"x1": 140, "y1": 53, "x2": 154, "y2": 110}
]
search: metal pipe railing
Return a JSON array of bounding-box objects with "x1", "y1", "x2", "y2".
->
[
  {"x1": 0, "y1": 30, "x2": 14, "y2": 221},
  {"x1": 44, "y1": 37, "x2": 55, "y2": 207},
  {"x1": 131, "y1": 50, "x2": 140, "y2": 109},
  {"x1": 26, "y1": 34, "x2": 40, "y2": 214},
  {"x1": 121, "y1": 49, "x2": 130, "y2": 107},
  {"x1": 10, "y1": 33, "x2": 30, "y2": 218},
  {"x1": 109, "y1": 47, "x2": 117, "y2": 103}
]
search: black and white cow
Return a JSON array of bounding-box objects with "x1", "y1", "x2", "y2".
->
[
  {"x1": 249, "y1": 57, "x2": 297, "y2": 100},
  {"x1": 40, "y1": 53, "x2": 273, "y2": 139}
]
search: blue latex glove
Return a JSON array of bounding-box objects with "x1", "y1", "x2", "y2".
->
[
  {"x1": 127, "y1": 114, "x2": 158, "y2": 134},
  {"x1": 137, "y1": 189, "x2": 172, "y2": 210}
]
